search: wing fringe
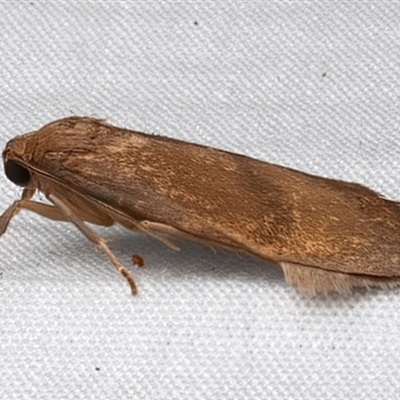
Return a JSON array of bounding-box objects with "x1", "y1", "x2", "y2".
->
[{"x1": 280, "y1": 261, "x2": 400, "y2": 295}]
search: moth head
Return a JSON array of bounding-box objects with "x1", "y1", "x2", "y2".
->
[
  {"x1": 2, "y1": 135, "x2": 34, "y2": 187},
  {"x1": 2, "y1": 119, "x2": 80, "y2": 189}
]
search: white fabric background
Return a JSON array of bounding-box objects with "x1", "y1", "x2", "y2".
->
[{"x1": 1, "y1": 2, "x2": 400, "y2": 399}]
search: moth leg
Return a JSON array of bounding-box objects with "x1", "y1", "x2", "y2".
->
[
  {"x1": 139, "y1": 221, "x2": 180, "y2": 251},
  {"x1": 280, "y1": 261, "x2": 400, "y2": 296},
  {"x1": 0, "y1": 187, "x2": 38, "y2": 236},
  {"x1": 49, "y1": 194, "x2": 138, "y2": 295},
  {"x1": 0, "y1": 192, "x2": 80, "y2": 238}
]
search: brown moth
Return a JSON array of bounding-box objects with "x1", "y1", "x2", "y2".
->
[{"x1": 1, "y1": 116, "x2": 400, "y2": 295}]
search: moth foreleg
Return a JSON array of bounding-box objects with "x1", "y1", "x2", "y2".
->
[{"x1": 0, "y1": 187, "x2": 41, "y2": 236}]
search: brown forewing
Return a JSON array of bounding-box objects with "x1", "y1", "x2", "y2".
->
[{"x1": 7, "y1": 117, "x2": 399, "y2": 282}]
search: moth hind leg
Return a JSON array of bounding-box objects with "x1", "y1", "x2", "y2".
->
[{"x1": 280, "y1": 261, "x2": 400, "y2": 296}]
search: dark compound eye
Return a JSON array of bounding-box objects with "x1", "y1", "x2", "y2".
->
[{"x1": 4, "y1": 160, "x2": 31, "y2": 186}]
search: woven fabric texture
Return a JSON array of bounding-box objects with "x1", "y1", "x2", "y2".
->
[{"x1": 1, "y1": 3, "x2": 400, "y2": 399}]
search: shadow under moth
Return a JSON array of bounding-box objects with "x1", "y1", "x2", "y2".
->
[{"x1": 1, "y1": 116, "x2": 400, "y2": 295}]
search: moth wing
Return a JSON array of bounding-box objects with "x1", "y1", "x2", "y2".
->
[{"x1": 27, "y1": 117, "x2": 400, "y2": 294}]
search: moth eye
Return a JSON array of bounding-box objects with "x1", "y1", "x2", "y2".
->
[{"x1": 4, "y1": 160, "x2": 31, "y2": 186}]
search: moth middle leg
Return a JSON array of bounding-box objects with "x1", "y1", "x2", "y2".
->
[{"x1": 48, "y1": 193, "x2": 138, "y2": 295}]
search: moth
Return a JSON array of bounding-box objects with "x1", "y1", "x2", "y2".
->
[{"x1": 1, "y1": 116, "x2": 400, "y2": 295}]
